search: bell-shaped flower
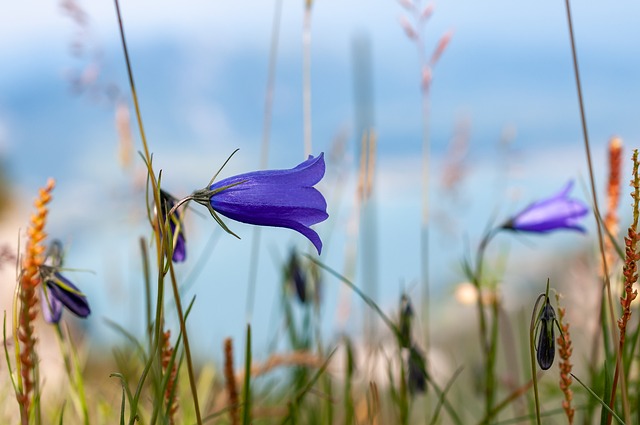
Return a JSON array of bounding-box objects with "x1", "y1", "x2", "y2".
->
[
  {"x1": 502, "y1": 181, "x2": 588, "y2": 233},
  {"x1": 39, "y1": 266, "x2": 91, "y2": 324},
  {"x1": 39, "y1": 240, "x2": 91, "y2": 324},
  {"x1": 193, "y1": 153, "x2": 328, "y2": 254},
  {"x1": 159, "y1": 189, "x2": 187, "y2": 262},
  {"x1": 407, "y1": 345, "x2": 427, "y2": 395},
  {"x1": 399, "y1": 294, "x2": 414, "y2": 349},
  {"x1": 535, "y1": 296, "x2": 557, "y2": 370},
  {"x1": 287, "y1": 250, "x2": 307, "y2": 303}
]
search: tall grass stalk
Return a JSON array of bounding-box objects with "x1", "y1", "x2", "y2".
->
[
  {"x1": 528, "y1": 293, "x2": 546, "y2": 425},
  {"x1": 306, "y1": 254, "x2": 464, "y2": 425},
  {"x1": 609, "y1": 149, "x2": 640, "y2": 422},
  {"x1": 245, "y1": 0, "x2": 283, "y2": 321},
  {"x1": 242, "y1": 325, "x2": 252, "y2": 425},
  {"x1": 112, "y1": 1, "x2": 202, "y2": 422},
  {"x1": 302, "y1": 0, "x2": 313, "y2": 158},
  {"x1": 562, "y1": 0, "x2": 628, "y2": 421},
  {"x1": 398, "y1": 0, "x2": 452, "y2": 364},
  {"x1": 462, "y1": 226, "x2": 499, "y2": 420}
]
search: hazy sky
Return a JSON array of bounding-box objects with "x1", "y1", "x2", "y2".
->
[{"x1": 1, "y1": 1, "x2": 639, "y2": 354}]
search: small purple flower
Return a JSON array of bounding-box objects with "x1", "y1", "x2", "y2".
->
[
  {"x1": 408, "y1": 345, "x2": 427, "y2": 395},
  {"x1": 502, "y1": 181, "x2": 588, "y2": 233},
  {"x1": 287, "y1": 250, "x2": 307, "y2": 303},
  {"x1": 160, "y1": 190, "x2": 186, "y2": 262},
  {"x1": 39, "y1": 240, "x2": 91, "y2": 324},
  {"x1": 535, "y1": 296, "x2": 557, "y2": 370},
  {"x1": 399, "y1": 294, "x2": 414, "y2": 348},
  {"x1": 40, "y1": 269, "x2": 91, "y2": 324},
  {"x1": 193, "y1": 153, "x2": 328, "y2": 254}
]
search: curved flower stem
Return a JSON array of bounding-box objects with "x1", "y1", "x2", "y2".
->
[
  {"x1": 167, "y1": 260, "x2": 200, "y2": 423},
  {"x1": 167, "y1": 197, "x2": 193, "y2": 221},
  {"x1": 469, "y1": 227, "x2": 500, "y2": 421},
  {"x1": 113, "y1": 1, "x2": 202, "y2": 423},
  {"x1": 562, "y1": 1, "x2": 627, "y2": 422},
  {"x1": 529, "y1": 293, "x2": 547, "y2": 425}
]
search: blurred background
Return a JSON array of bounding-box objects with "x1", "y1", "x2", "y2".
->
[{"x1": 1, "y1": 0, "x2": 640, "y2": 363}]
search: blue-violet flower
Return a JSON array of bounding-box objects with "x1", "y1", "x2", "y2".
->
[
  {"x1": 408, "y1": 345, "x2": 427, "y2": 394},
  {"x1": 287, "y1": 250, "x2": 307, "y2": 303},
  {"x1": 39, "y1": 240, "x2": 90, "y2": 324},
  {"x1": 193, "y1": 153, "x2": 328, "y2": 254},
  {"x1": 160, "y1": 189, "x2": 186, "y2": 262},
  {"x1": 535, "y1": 296, "x2": 557, "y2": 370},
  {"x1": 502, "y1": 181, "x2": 588, "y2": 233}
]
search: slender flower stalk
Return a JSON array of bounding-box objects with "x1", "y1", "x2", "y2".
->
[
  {"x1": 302, "y1": 0, "x2": 313, "y2": 158},
  {"x1": 113, "y1": 2, "x2": 202, "y2": 421},
  {"x1": 555, "y1": 295, "x2": 574, "y2": 425},
  {"x1": 15, "y1": 178, "x2": 55, "y2": 424},
  {"x1": 563, "y1": 1, "x2": 628, "y2": 420},
  {"x1": 397, "y1": 0, "x2": 452, "y2": 369}
]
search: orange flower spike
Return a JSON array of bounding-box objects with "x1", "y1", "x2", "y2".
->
[{"x1": 16, "y1": 178, "x2": 55, "y2": 422}]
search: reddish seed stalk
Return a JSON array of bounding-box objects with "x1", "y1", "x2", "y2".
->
[
  {"x1": 556, "y1": 299, "x2": 574, "y2": 425},
  {"x1": 16, "y1": 178, "x2": 55, "y2": 424},
  {"x1": 161, "y1": 330, "x2": 179, "y2": 424},
  {"x1": 562, "y1": 0, "x2": 628, "y2": 420},
  {"x1": 608, "y1": 149, "x2": 640, "y2": 423},
  {"x1": 603, "y1": 138, "x2": 623, "y2": 273},
  {"x1": 224, "y1": 338, "x2": 239, "y2": 425}
]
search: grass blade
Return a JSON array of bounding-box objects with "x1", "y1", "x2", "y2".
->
[{"x1": 570, "y1": 372, "x2": 624, "y2": 425}]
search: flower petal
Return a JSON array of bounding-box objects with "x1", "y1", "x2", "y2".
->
[
  {"x1": 206, "y1": 153, "x2": 328, "y2": 253},
  {"x1": 47, "y1": 274, "x2": 91, "y2": 318},
  {"x1": 161, "y1": 190, "x2": 188, "y2": 263},
  {"x1": 40, "y1": 287, "x2": 63, "y2": 324},
  {"x1": 211, "y1": 154, "x2": 325, "y2": 190},
  {"x1": 172, "y1": 231, "x2": 187, "y2": 262},
  {"x1": 504, "y1": 180, "x2": 588, "y2": 233}
]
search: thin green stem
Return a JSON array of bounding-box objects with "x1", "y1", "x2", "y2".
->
[
  {"x1": 529, "y1": 293, "x2": 546, "y2": 425},
  {"x1": 113, "y1": 1, "x2": 203, "y2": 423},
  {"x1": 168, "y1": 260, "x2": 202, "y2": 423},
  {"x1": 140, "y1": 237, "x2": 152, "y2": 353},
  {"x1": 468, "y1": 227, "x2": 499, "y2": 421},
  {"x1": 242, "y1": 324, "x2": 252, "y2": 425},
  {"x1": 302, "y1": 2, "x2": 313, "y2": 158},
  {"x1": 562, "y1": 1, "x2": 628, "y2": 422}
]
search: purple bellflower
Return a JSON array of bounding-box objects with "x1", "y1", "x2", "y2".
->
[
  {"x1": 502, "y1": 181, "x2": 588, "y2": 233},
  {"x1": 535, "y1": 296, "x2": 558, "y2": 370},
  {"x1": 39, "y1": 240, "x2": 90, "y2": 324},
  {"x1": 287, "y1": 250, "x2": 307, "y2": 304},
  {"x1": 192, "y1": 153, "x2": 328, "y2": 254},
  {"x1": 408, "y1": 345, "x2": 427, "y2": 395},
  {"x1": 159, "y1": 189, "x2": 186, "y2": 262}
]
